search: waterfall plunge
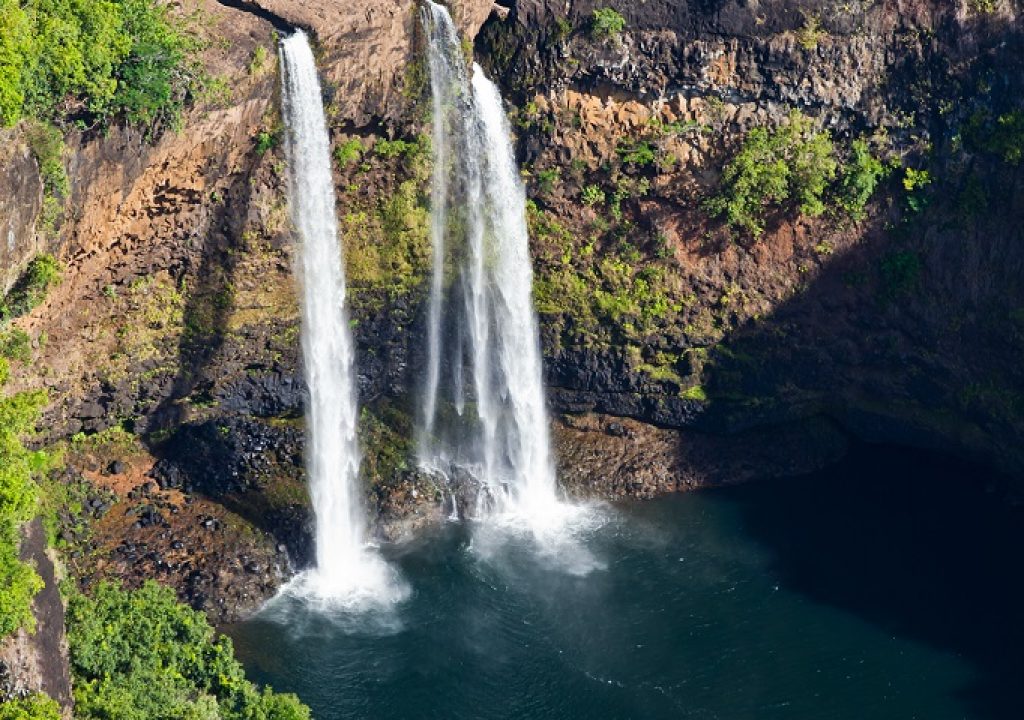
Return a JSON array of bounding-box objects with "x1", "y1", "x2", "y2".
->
[
  {"x1": 278, "y1": 31, "x2": 406, "y2": 609},
  {"x1": 419, "y1": 3, "x2": 570, "y2": 531}
]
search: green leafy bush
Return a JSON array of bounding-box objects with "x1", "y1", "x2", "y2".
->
[
  {"x1": 591, "y1": 8, "x2": 626, "y2": 38},
  {"x1": 67, "y1": 580, "x2": 310, "y2": 720},
  {"x1": 616, "y1": 140, "x2": 657, "y2": 167},
  {"x1": 334, "y1": 138, "x2": 364, "y2": 167},
  {"x1": 836, "y1": 139, "x2": 887, "y2": 220},
  {"x1": 0, "y1": 328, "x2": 32, "y2": 363},
  {"x1": 0, "y1": 384, "x2": 49, "y2": 639},
  {"x1": 705, "y1": 111, "x2": 838, "y2": 236},
  {"x1": 254, "y1": 129, "x2": 279, "y2": 156},
  {"x1": 0, "y1": 693, "x2": 61, "y2": 720},
  {"x1": 1, "y1": 0, "x2": 202, "y2": 134},
  {"x1": 1, "y1": 254, "x2": 63, "y2": 321},
  {"x1": 880, "y1": 249, "x2": 922, "y2": 297},
  {"x1": 581, "y1": 184, "x2": 605, "y2": 206}
]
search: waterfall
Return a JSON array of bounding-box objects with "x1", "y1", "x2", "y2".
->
[
  {"x1": 419, "y1": 3, "x2": 561, "y2": 524},
  {"x1": 278, "y1": 31, "x2": 406, "y2": 608}
]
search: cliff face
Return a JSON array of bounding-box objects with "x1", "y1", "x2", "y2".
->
[
  {"x1": 476, "y1": 0, "x2": 1024, "y2": 490},
  {"x1": 1, "y1": 0, "x2": 1023, "y2": 624}
]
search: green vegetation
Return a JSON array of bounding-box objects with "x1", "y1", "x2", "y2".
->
[
  {"x1": 334, "y1": 138, "x2": 364, "y2": 167},
  {"x1": 0, "y1": 328, "x2": 32, "y2": 363},
  {"x1": 24, "y1": 121, "x2": 68, "y2": 234},
  {"x1": 67, "y1": 580, "x2": 310, "y2": 720},
  {"x1": 529, "y1": 200, "x2": 685, "y2": 343},
  {"x1": 343, "y1": 179, "x2": 431, "y2": 297},
  {"x1": 248, "y1": 45, "x2": 268, "y2": 76},
  {"x1": 681, "y1": 385, "x2": 708, "y2": 402},
  {"x1": 254, "y1": 129, "x2": 280, "y2": 156},
  {"x1": 535, "y1": 167, "x2": 561, "y2": 194},
  {"x1": 581, "y1": 184, "x2": 605, "y2": 206},
  {"x1": 795, "y1": 16, "x2": 825, "y2": 50},
  {"x1": 590, "y1": 7, "x2": 626, "y2": 39},
  {"x1": 1, "y1": 254, "x2": 63, "y2": 321},
  {"x1": 706, "y1": 111, "x2": 861, "y2": 236},
  {"x1": 836, "y1": 139, "x2": 888, "y2": 220},
  {"x1": 0, "y1": 0, "x2": 204, "y2": 134},
  {"x1": 0, "y1": 341, "x2": 50, "y2": 637},
  {"x1": 616, "y1": 140, "x2": 657, "y2": 167},
  {"x1": 962, "y1": 107, "x2": 1024, "y2": 165},
  {"x1": 879, "y1": 249, "x2": 922, "y2": 297},
  {"x1": 374, "y1": 136, "x2": 430, "y2": 162},
  {"x1": 0, "y1": 694, "x2": 61, "y2": 720},
  {"x1": 902, "y1": 166, "x2": 932, "y2": 212}
]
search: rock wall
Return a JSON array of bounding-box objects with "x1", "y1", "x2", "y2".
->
[{"x1": 474, "y1": 0, "x2": 1024, "y2": 491}]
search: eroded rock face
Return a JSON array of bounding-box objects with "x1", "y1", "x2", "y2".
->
[
  {"x1": 0, "y1": 132, "x2": 44, "y2": 294},
  {"x1": 477, "y1": 0, "x2": 1024, "y2": 488},
  {"x1": 240, "y1": 0, "x2": 498, "y2": 126}
]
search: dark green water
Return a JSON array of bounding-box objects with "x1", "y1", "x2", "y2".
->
[{"x1": 228, "y1": 448, "x2": 1024, "y2": 719}]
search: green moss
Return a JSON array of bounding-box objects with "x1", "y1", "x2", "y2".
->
[
  {"x1": 359, "y1": 402, "x2": 414, "y2": 486},
  {"x1": 343, "y1": 179, "x2": 431, "y2": 298},
  {"x1": 681, "y1": 385, "x2": 708, "y2": 401}
]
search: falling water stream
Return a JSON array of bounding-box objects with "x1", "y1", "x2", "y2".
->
[
  {"x1": 278, "y1": 31, "x2": 406, "y2": 609},
  {"x1": 419, "y1": 2, "x2": 566, "y2": 528}
]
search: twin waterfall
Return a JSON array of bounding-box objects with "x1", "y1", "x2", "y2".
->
[
  {"x1": 279, "y1": 5, "x2": 566, "y2": 607},
  {"x1": 420, "y1": 1, "x2": 560, "y2": 523}
]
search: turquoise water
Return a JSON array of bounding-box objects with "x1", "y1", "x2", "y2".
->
[{"x1": 228, "y1": 448, "x2": 1024, "y2": 719}]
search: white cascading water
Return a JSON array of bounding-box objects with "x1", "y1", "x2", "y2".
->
[
  {"x1": 278, "y1": 31, "x2": 406, "y2": 608},
  {"x1": 420, "y1": 2, "x2": 569, "y2": 531}
]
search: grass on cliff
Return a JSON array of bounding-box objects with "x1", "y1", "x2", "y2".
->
[
  {"x1": 339, "y1": 134, "x2": 433, "y2": 300},
  {"x1": 67, "y1": 580, "x2": 310, "y2": 720}
]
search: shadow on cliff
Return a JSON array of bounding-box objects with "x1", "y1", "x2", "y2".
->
[
  {"x1": 145, "y1": 172, "x2": 253, "y2": 434},
  {"x1": 679, "y1": 138, "x2": 1024, "y2": 720},
  {"x1": 713, "y1": 445, "x2": 1024, "y2": 719}
]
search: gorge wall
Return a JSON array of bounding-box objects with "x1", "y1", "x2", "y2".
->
[{"x1": 1, "y1": 0, "x2": 1022, "y2": 625}]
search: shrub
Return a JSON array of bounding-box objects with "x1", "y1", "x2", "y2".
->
[
  {"x1": 535, "y1": 167, "x2": 560, "y2": 193},
  {"x1": 0, "y1": 387, "x2": 49, "y2": 639},
  {"x1": 67, "y1": 581, "x2": 310, "y2": 720},
  {"x1": 705, "y1": 110, "x2": 837, "y2": 236},
  {"x1": 590, "y1": 8, "x2": 625, "y2": 38},
  {"x1": 254, "y1": 129, "x2": 279, "y2": 156},
  {"x1": 616, "y1": 140, "x2": 657, "y2": 167},
  {"x1": 903, "y1": 167, "x2": 932, "y2": 212},
  {"x1": 880, "y1": 249, "x2": 921, "y2": 297},
  {"x1": 248, "y1": 45, "x2": 267, "y2": 76},
  {"x1": 25, "y1": 122, "x2": 68, "y2": 198},
  {"x1": 0, "y1": 328, "x2": 32, "y2": 362},
  {"x1": 836, "y1": 139, "x2": 887, "y2": 220},
  {"x1": 1, "y1": 0, "x2": 201, "y2": 135},
  {"x1": 581, "y1": 184, "x2": 605, "y2": 206},
  {"x1": 0, "y1": 693, "x2": 61, "y2": 720},
  {"x1": 795, "y1": 16, "x2": 825, "y2": 50},
  {"x1": 1, "y1": 254, "x2": 63, "y2": 320},
  {"x1": 334, "y1": 138, "x2": 364, "y2": 167},
  {"x1": 991, "y1": 110, "x2": 1024, "y2": 164}
]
